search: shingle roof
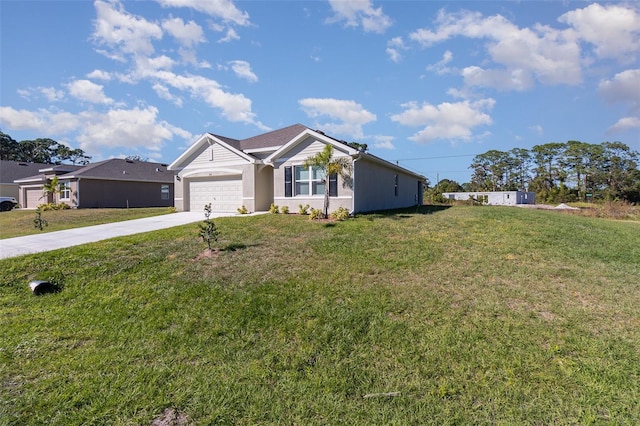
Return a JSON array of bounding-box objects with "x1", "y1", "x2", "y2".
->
[
  {"x1": 237, "y1": 123, "x2": 309, "y2": 151},
  {"x1": 61, "y1": 159, "x2": 174, "y2": 183},
  {"x1": 1, "y1": 160, "x2": 55, "y2": 184},
  {"x1": 208, "y1": 134, "x2": 241, "y2": 150}
]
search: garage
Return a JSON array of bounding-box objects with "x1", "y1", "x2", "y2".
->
[
  {"x1": 189, "y1": 176, "x2": 242, "y2": 212},
  {"x1": 24, "y1": 187, "x2": 44, "y2": 209}
]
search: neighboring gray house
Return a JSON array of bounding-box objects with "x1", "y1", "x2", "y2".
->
[
  {"x1": 0, "y1": 160, "x2": 53, "y2": 199},
  {"x1": 442, "y1": 191, "x2": 536, "y2": 206},
  {"x1": 168, "y1": 124, "x2": 425, "y2": 213},
  {"x1": 15, "y1": 159, "x2": 174, "y2": 209}
]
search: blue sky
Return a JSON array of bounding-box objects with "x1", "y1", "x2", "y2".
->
[{"x1": 1, "y1": 1, "x2": 639, "y2": 184}]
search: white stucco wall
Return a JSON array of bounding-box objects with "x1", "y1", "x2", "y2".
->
[{"x1": 442, "y1": 191, "x2": 536, "y2": 205}]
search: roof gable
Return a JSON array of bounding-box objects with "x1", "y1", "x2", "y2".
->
[
  {"x1": 265, "y1": 128, "x2": 358, "y2": 164},
  {"x1": 168, "y1": 133, "x2": 254, "y2": 170}
]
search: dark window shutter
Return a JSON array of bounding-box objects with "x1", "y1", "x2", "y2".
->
[
  {"x1": 284, "y1": 166, "x2": 292, "y2": 197},
  {"x1": 329, "y1": 173, "x2": 338, "y2": 197}
]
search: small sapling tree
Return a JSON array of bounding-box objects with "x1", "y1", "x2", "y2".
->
[
  {"x1": 33, "y1": 207, "x2": 48, "y2": 231},
  {"x1": 198, "y1": 203, "x2": 219, "y2": 251}
]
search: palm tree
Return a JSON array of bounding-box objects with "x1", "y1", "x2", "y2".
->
[
  {"x1": 41, "y1": 176, "x2": 61, "y2": 204},
  {"x1": 303, "y1": 144, "x2": 352, "y2": 219}
]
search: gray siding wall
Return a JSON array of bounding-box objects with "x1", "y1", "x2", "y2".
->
[
  {"x1": 77, "y1": 180, "x2": 174, "y2": 208},
  {"x1": 353, "y1": 158, "x2": 423, "y2": 213},
  {"x1": 0, "y1": 183, "x2": 19, "y2": 199}
]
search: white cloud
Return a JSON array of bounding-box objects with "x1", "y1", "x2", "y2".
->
[
  {"x1": 390, "y1": 98, "x2": 495, "y2": 143},
  {"x1": 156, "y1": 0, "x2": 250, "y2": 26},
  {"x1": 92, "y1": 0, "x2": 163, "y2": 57},
  {"x1": 218, "y1": 27, "x2": 240, "y2": 43},
  {"x1": 607, "y1": 116, "x2": 640, "y2": 134},
  {"x1": 427, "y1": 50, "x2": 454, "y2": 75},
  {"x1": 152, "y1": 83, "x2": 183, "y2": 107},
  {"x1": 66, "y1": 79, "x2": 114, "y2": 104},
  {"x1": 0, "y1": 105, "x2": 192, "y2": 155},
  {"x1": 40, "y1": 87, "x2": 64, "y2": 102},
  {"x1": 372, "y1": 135, "x2": 395, "y2": 150},
  {"x1": 386, "y1": 37, "x2": 406, "y2": 63},
  {"x1": 152, "y1": 70, "x2": 267, "y2": 129},
  {"x1": 88, "y1": 1, "x2": 265, "y2": 131},
  {"x1": 134, "y1": 55, "x2": 176, "y2": 76},
  {"x1": 0, "y1": 106, "x2": 81, "y2": 134},
  {"x1": 529, "y1": 124, "x2": 543, "y2": 135},
  {"x1": 87, "y1": 69, "x2": 112, "y2": 81},
  {"x1": 558, "y1": 3, "x2": 640, "y2": 62},
  {"x1": 409, "y1": 9, "x2": 582, "y2": 90},
  {"x1": 599, "y1": 69, "x2": 640, "y2": 134},
  {"x1": 299, "y1": 98, "x2": 376, "y2": 139},
  {"x1": 76, "y1": 106, "x2": 178, "y2": 152},
  {"x1": 326, "y1": 0, "x2": 392, "y2": 34},
  {"x1": 461, "y1": 66, "x2": 534, "y2": 91},
  {"x1": 162, "y1": 16, "x2": 205, "y2": 47},
  {"x1": 228, "y1": 60, "x2": 258, "y2": 83},
  {"x1": 598, "y1": 69, "x2": 640, "y2": 107}
]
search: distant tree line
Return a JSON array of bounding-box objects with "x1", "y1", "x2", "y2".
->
[
  {"x1": 1, "y1": 131, "x2": 91, "y2": 165},
  {"x1": 430, "y1": 141, "x2": 640, "y2": 204}
]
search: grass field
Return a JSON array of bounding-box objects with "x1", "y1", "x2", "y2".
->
[
  {"x1": 0, "y1": 207, "x2": 175, "y2": 239},
  {"x1": 1, "y1": 206, "x2": 639, "y2": 424}
]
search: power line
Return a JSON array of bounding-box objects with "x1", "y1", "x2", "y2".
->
[{"x1": 395, "y1": 153, "x2": 477, "y2": 162}]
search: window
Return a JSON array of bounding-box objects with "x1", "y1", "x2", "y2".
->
[
  {"x1": 294, "y1": 165, "x2": 325, "y2": 196},
  {"x1": 394, "y1": 174, "x2": 398, "y2": 196},
  {"x1": 161, "y1": 184, "x2": 170, "y2": 200},
  {"x1": 60, "y1": 181, "x2": 71, "y2": 200},
  {"x1": 284, "y1": 167, "x2": 293, "y2": 197}
]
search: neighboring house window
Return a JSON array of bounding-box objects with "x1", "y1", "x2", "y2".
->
[
  {"x1": 161, "y1": 184, "x2": 170, "y2": 200},
  {"x1": 60, "y1": 181, "x2": 71, "y2": 200},
  {"x1": 394, "y1": 174, "x2": 398, "y2": 196}
]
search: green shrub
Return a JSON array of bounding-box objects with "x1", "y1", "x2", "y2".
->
[
  {"x1": 37, "y1": 202, "x2": 71, "y2": 211},
  {"x1": 330, "y1": 207, "x2": 350, "y2": 221},
  {"x1": 309, "y1": 208, "x2": 323, "y2": 220},
  {"x1": 280, "y1": 205, "x2": 289, "y2": 214},
  {"x1": 298, "y1": 204, "x2": 310, "y2": 215},
  {"x1": 237, "y1": 205, "x2": 249, "y2": 214},
  {"x1": 269, "y1": 203, "x2": 279, "y2": 214}
]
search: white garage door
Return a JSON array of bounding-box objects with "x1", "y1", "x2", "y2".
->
[
  {"x1": 25, "y1": 188, "x2": 43, "y2": 209},
  {"x1": 189, "y1": 176, "x2": 242, "y2": 212}
]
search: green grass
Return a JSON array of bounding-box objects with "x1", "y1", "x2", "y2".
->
[
  {"x1": 0, "y1": 207, "x2": 175, "y2": 239},
  {"x1": 1, "y1": 206, "x2": 639, "y2": 424}
]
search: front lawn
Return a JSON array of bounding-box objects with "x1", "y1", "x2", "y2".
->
[
  {"x1": 0, "y1": 207, "x2": 175, "y2": 239},
  {"x1": 1, "y1": 206, "x2": 638, "y2": 424}
]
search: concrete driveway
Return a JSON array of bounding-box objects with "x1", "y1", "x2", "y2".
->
[{"x1": 0, "y1": 211, "x2": 248, "y2": 260}]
